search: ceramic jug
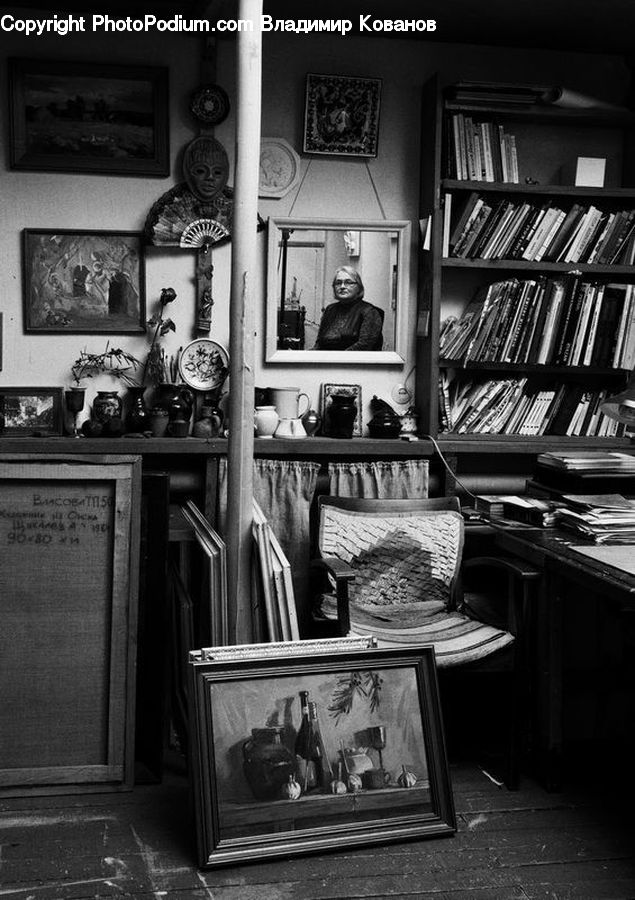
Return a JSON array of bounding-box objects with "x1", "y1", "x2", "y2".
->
[
  {"x1": 270, "y1": 386, "x2": 310, "y2": 421},
  {"x1": 274, "y1": 417, "x2": 307, "y2": 439}
]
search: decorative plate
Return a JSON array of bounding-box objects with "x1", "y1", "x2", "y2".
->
[
  {"x1": 178, "y1": 338, "x2": 229, "y2": 391},
  {"x1": 259, "y1": 137, "x2": 302, "y2": 198},
  {"x1": 189, "y1": 83, "x2": 231, "y2": 125}
]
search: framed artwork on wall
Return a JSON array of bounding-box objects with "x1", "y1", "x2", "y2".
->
[
  {"x1": 22, "y1": 229, "x2": 145, "y2": 334},
  {"x1": 0, "y1": 387, "x2": 64, "y2": 436},
  {"x1": 303, "y1": 73, "x2": 382, "y2": 158},
  {"x1": 188, "y1": 644, "x2": 456, "y2": 868},
  {"x1": 9, "y1": 58, "x2": 169, "y2": 177}
]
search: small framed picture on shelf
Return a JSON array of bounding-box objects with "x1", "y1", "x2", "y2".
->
[
  {"x1": 321, "y1": 383, "x2": 363, "y2": 437},
  {"x1": 0, "y1": 387, "x2": 64, "y2": 436},
  {"x1": 22, "y1": 229, "x2": 145, "y2": 334},
  {"x1": 9, "y1": 58, "x2": 169, "y2": 177},
  {"x1": 303, "y1": 73, "x2": 382, "y2": 158},
  {"x1": 187, "y1": 644, "x2": 456, "y2": 868}
]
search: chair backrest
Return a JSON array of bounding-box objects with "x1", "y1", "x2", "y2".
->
[{"x1": 317, "y1": 496, "x2": 464, "y2": 616}]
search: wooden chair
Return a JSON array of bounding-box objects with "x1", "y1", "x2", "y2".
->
[{"x1": 309, "y1": 495, "x2": 540, "y2": 789}]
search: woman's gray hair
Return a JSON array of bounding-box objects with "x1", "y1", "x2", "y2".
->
[{"x1": 332, "y1": 266, "x2": 364, "y2": 299}]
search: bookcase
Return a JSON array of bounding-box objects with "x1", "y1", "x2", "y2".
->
[{"x1": 416, "y1": 75, "x2": 635, "y2": 445}]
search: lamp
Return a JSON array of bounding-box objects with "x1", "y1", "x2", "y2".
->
[{"x1": 600, "y1": 372, "x2": 635, "y2": 432}]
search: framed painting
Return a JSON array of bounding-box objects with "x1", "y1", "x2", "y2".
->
[
  {"x1": 303, "y1": 73, "x2": 382, "y2": 158},
  {"x1": 23, "y1": 229, "x2": 145, "y2": 334},
  {"x1": 9, "y1": 58, "x2": 169, "y2": 176},
  {"x1": 321, "y1": 383, "x2": 363, "y2": 437},
  {"x1": 0, "y1": 387, "x2": 63, "y2": 436},
  {"x1": 188, "y1": 644, "x2": 455, "y2": 868}
]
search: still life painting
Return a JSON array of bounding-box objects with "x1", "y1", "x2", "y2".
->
[
  {"x1": 23, "y1": 229, "x2": 145, "y2": 334},
  {"x1": 188, "y1": 646, "x2": 455, "y2": 868}
]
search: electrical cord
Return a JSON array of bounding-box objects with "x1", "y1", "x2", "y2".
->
[{"x1": 422, "y1": 433, "x2": 479, "y2": 502}]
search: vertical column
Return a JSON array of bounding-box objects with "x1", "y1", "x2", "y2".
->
[{"x1": 226, "y1": 0, "x2": 262, "y2": 644}]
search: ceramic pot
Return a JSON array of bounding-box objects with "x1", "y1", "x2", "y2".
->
[
  {"x1": 149, "y1": 407, "x2": 169, "y2": 437},
  {"x1": 155, "y1": 383, "x2": 194, "y2": 422},
  {"x1": 274, "y1": 417, "x2": 307, "y2": 439},
  {"x1": 125, "y1": 385, "x2": 149, "y2": 433},
  {"x1": 367, "y1": 410, "x2": 402, "y2": 439},
  {"x1": 254, "y1": 405, "x2": 279, "y2": 438},
  {"x1": 92, "y1": 390, "x2": 122, "y2": 424},
  {"x1": 192, "y1": 405, "x2": 224, "y2": 438},
  {"x1": 326, "y1": 393, "x2": 357, "y2": 439}
]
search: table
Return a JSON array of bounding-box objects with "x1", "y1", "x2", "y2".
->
[{"x1": 493, "y1": 526, "x2": 635, "y2": 791}]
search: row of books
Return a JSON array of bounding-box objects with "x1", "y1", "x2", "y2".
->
[
  {"x1": 446, "y1": 193, "x2": 635, "y2": 265},
  {"x1": 447, "y1": 115, "x2": 519, "y2": 183},
  {"x1": 439, "y1": 374, "x2": 626, "y2": 436},
  {"x1": 439, "y1": 276, "x2": 635, "y2": 370}
]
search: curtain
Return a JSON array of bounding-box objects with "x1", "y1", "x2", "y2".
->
[
  {"x1": 218, "y1": 458, "x2": 321, "y2": 635},
  {"x1": 327, "y1": 459, "x2": 429, "y2": 498}
]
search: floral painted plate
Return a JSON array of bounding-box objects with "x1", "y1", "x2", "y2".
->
[{"x1": 178, "y1": 338, "x2": 229, "y2": 391}]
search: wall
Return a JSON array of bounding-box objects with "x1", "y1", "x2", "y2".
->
[{"x1": 0, "y1": 16, "x2": 628, "y2": 431}]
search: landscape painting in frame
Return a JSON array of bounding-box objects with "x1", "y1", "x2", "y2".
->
[
  {"x1": 0, "y1": 388, "x2": 63, "y2": 436},
  {"x1": 23, "y1": 229, "x2": 145, "y2": 334},
  {"x1": 9, "y1": 59, "x2": 169, "y2": 176},
  {"x1": 188, "y1": 646, "x2": 455, "y2": 868},
  {"x1": 303, "y1": 73, "x2": 381, "y2": 158}
]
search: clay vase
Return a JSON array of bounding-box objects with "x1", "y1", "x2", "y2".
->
[
  {"x1": 92, "y1": 390, "x2": 123, "y2": 424},
  {"x1": 155, "y1": 383, "x2": 194, "y2": 423},
  {"x1": 125, "y1": 385, "x2": 149, "y2": 433},
  {"x1": 326, "y1": 393, "x2": 357, "y2": 439},
  {"x1": 254, "y1": 405, "x2": 279, "y2": 438}
]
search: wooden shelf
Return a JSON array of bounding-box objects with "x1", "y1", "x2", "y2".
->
[
  {"x1": 441, "y1": 258, "x2": 635, "y2": 275},
  {"x1": 443, "y1": 101, "x2": 635, "y2": 125},
  {"x1": 439, "y1": 360, "x2": 627, "y2": 376},
  {"x1": 442, "y1": 179, "x2": 635, "y2": 200}
]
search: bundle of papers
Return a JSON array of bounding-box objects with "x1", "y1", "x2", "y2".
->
[{"x1": 555, "y1": 494, "x2": 635, "y2": 544}]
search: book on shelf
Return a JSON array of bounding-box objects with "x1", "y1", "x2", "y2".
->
[
  {"x1": 444, "y1": 377, "x2": 626, "y2": 436},
  {"x1": 448, "y1": 194, "x2": 635, "y2": 265},
  {"x1": 440, "y1": 275, "x2": 634, "y2": 370}
]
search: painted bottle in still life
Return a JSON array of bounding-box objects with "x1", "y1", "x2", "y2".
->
[
  {"x1": 242, "y1": 726, "x2": 295, "y2": 802},
  {"x1": 294, "y1": 691, "x2": 333, "y2": 792}
]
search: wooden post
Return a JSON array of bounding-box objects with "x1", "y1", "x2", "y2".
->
[{"x1": 226, "y1": 0, "x2": 262, "y2": 644}]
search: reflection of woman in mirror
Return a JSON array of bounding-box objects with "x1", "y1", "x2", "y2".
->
[{"x1": 313, "y1": 267, "x2": 383, "y2": 351}]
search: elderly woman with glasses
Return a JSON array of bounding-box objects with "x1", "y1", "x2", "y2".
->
[{"x1": 313, "y1": 266, "x2": 384, "y2": 351}]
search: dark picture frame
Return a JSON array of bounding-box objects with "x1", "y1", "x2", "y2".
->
[
  {"x1": 9, "y1": 58, "x2": 169, "y2": 177},
  {"x1": 0, "y1": 387, "x2": 64, "y2": 435},
  {"x1": 188, "y1": 645, "x2": 455, "y2": 868},
  {"x1": 23, "y1": 229, "x2": 145, "y2": 334},
  {"x1": 321, "y1": 382, "x2": 363, "y2": 437},
  {"x1": 303, "y1": 73, "x2": 381, "y2": 158}
]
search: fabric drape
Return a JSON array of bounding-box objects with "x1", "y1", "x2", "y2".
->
[{"x1": 327, "y1": 459, "x2": 429, "y2": 498}]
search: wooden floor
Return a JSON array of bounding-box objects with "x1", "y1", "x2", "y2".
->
[{"x1": 2, "y1": 756, "x2": 635, "y2": 900}]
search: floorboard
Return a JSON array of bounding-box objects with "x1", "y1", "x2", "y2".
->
[{"x1": 1, "y1": 761, "x2": 634, "y2": 900}]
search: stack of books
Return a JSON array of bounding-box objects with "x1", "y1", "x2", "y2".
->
[
  {"x1": 554, "y1": 494, "x2": 635, "y2": 543},
  {"x1": 445, "y1": 81, "x2": 553, "y2": 106},
  {"x1": 446, "y1": 194, "x2": 635, "y2": 265},
  {"x1": 537, "y1": 451, "x2": 635, "y2": 474},
  {"x1": 475, "y1": 494, "x2": 561, "y2": 526},
  {"x1": 439, "y1": 276, "x2": 635, "y2": 370}
]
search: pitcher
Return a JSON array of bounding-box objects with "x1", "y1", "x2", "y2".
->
[{"x1": 269, "y1": 386, "x2": 310, "y2": 421}]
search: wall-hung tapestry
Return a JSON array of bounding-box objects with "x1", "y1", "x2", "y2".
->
[
  {"x1": 23, "y1": 229, "x2": 145, "y2": 334},
  {"x1": 9, "y1": 58, "x2": 169, "y2": 177},
  {"x1": 303, "y1": 73, "x2": 382, "y2": 158}
]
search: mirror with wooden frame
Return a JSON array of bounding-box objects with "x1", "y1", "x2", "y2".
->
[{"x1": 265, "y1": 217, "x2": 411, "y2": 364}]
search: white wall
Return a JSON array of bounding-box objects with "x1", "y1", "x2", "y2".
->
[{"x1": 0, "y1": 17, "x2": 628, "y2": 431}]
